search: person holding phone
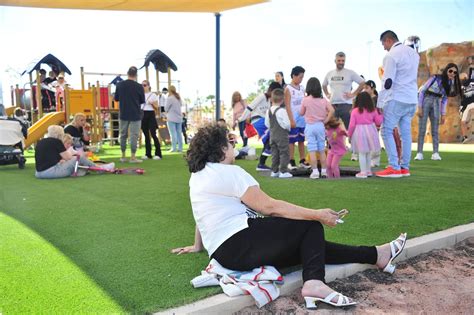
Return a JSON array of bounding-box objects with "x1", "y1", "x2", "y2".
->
[{"x1": 171, "y1": 124, "x2": 407, "y2": 309}]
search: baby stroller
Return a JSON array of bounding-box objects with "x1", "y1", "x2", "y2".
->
[{"x1": 0, "y1": 117, "x2": 28, "y2": 169}]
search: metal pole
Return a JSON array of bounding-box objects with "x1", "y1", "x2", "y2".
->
[{"x1": 215, "y1": 12, "x2": 221, "y2": 121}]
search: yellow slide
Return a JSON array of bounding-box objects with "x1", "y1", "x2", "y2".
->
[{"x1": 25, "y1": 112, "x2": 66, "y2": 148}]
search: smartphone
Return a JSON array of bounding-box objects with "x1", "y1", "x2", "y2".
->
[{"x1": 336, "y1": 209, "x2": 349, "y2": 224}]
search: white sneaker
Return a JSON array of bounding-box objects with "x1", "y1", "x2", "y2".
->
[
  {"x1": 270, "y1": 171, "x2": 280, "y2": 178},
  {"x1": 351, "y1": 153, "x2": 358, "y2": 161},
  {"x1": 431, "y1": 153, "x2": 442, "y2": 160},
  {"x1": 100, "y1": 162, "x2": 115, "y2": 171},
  {"x1": 153, "y1": 156, "x2": 162, "y2": 160},
  {"x1": 309, "y1": 169, "x2": 320, "y2": 179},
  {"x1": 279, "y1": 172, "x2": 293, "y2": 178},
  {"x1": 414, "y1": 153, "x2": 424, "y2": 161},
  {"x1": 142, "y1": 156, "x2": 149, "y2": 160}
]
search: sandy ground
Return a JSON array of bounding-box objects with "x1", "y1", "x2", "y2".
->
[{"x1": 237, "y1": 237, "x2": 474, "y2": 315}]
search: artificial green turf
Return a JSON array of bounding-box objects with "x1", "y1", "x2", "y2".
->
[{"x1": 0, "y1": 144, "x2": 473, "y2": 313}]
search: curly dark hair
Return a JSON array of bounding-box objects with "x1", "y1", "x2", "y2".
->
[
  {"x1": 186, "y1": 124, "x2": 229, "y2": 173},
  {"x1": 354, "y1": 91, "x2": 375, "y2": 113}
]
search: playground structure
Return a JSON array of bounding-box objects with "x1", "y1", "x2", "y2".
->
[{"x1": 8, "y1": 49, "x2": 179, "y2": 148}]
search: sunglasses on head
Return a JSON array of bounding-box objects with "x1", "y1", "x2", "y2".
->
[{"x1": 448, "y1": 69, "x2": 457, "y2": 74}]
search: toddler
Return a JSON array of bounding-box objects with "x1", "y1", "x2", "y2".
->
[
  {"x1": 325, "y1": 117, "x2": 348, "y2": 178},
  {"x1": 265, "y1": 88, "x2": 292, "y2": 178},
  {"x1": 348, "y1": 92, "x2": 383, "y2": 178}
]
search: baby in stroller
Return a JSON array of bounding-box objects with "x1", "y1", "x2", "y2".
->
[{"x1": 0, "y1": 105, "x2": 28, "y2": 169}]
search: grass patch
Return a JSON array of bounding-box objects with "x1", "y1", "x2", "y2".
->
[{"x1": 0, "y1": 143, "x2": 473, "y2": 313}]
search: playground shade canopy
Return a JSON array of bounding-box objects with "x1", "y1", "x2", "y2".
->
[
  {"x1": 22, "y1": 54, "x2": 72, "y2": 76},
  {"x1": 142, "y1": 50, "x2": 178, "y2": 73},
  {"x1": 0, "y1": 0, "x2": 268, "y2": 12}
]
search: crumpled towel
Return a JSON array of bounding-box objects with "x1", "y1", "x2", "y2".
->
[{"x1": 191, "y1": 258, "x2": 284, "y2": 308}]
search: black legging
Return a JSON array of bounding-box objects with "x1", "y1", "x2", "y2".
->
[
  {"x1": 141, "y1": 111, "x2": 162, "y2": 158},
  {"x1": 238, "y1": 120, "x2": 248, "y2": 147},
  {"x1": 212, "y1": 217, "x2": 377, "y2": 282}
]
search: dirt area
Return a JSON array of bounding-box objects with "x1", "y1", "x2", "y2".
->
[{"x1": 237, "y1": 237, "x2": 474, "y2": 314}]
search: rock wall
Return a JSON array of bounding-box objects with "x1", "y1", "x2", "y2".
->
[{"x1": 412, "y1": 41, "x2": 473, "y2": 143}]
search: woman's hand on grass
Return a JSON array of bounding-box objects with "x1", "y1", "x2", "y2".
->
[{"x1": 171, "y1": 245, "x2": 202, "y2": 255}]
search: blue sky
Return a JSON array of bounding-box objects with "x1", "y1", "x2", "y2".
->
[{"x1": 0, "y1": 0, "x2": 472, "y2": 106}]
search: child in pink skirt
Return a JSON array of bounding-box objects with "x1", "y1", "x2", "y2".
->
[
  {"x1": 348, "y1": 92, "x2": 383, "y2": 178},
  {"x1": 325, "y1": 117, "x2": 347, "y2": 178}
]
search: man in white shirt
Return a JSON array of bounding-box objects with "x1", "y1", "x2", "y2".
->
[
  {"x1": 323, "y1": 52, "x2": 365, "y2": 129},
  {"x1": 376, "y1": 30, "x2": 420, "y2": 178}
]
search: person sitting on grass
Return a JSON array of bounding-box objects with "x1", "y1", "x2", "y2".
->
[
  {"x1": 64, "y1": 113, "x2": 91, "y2": 151},
  {"x1": 171, "y1": 124, "x2": 408, "y2": 309},
  {"x1": 35, "y1": 125, "x2": 114, "y2": 179}
]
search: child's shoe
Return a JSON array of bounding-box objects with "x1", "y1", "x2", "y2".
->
[
  {"x1": 279, "y1": 172, "x2": 293, "y2": 178},
  {"x1": 309, "y1": 169, "x2": 320, "y2": 179},
  {"x1": 414, "y1": 152, "x2": 423, "y2": 160},
  {"x1": 355, "y1": 172, "x2": 368, "y2": 179},
  {"x1": 270, "y1": 171, "x2": 280, "y2": 178},
  {"x1": 299, "y1": 159, "x2": 311, "y2": 169},
  {"x1": 288, "y1": 159, "x2": 297, "y2": 170},
  {"x1": 431, "y1": 152, "x2": 442, "y2": 160}
]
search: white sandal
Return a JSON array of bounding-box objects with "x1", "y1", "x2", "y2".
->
[
  {"x1": 383, "y1": 233, "x2": 408, "y2": 274},
  {"x1": 304, "y1": 291, "x2": 357, "y2": 309}
]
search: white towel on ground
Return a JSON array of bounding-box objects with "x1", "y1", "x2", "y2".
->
[{"x1": 191, "y1": 258, "x2": 283, "y2": 308}]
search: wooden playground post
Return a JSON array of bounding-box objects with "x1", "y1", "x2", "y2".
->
[
  {"x1": 14, "y1": 84, "x2": 21, "y2": 107},
  {"x1": 80, "y1": 66, "x2": 85, "y2": 90},
  {"x1": 35, "y1": 70, "x2": 42, "y2": 119},
  {"x1": 145, "y1": 66, "x2": 150, "y2": 82},
  {"x1": 64, "y1": 86, "x2": 70, "y2": 121}
]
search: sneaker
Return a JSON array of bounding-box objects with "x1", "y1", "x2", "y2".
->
[
  {"x1": 400, "y1": 168, "x2": 411, "y2": 177},
  {"x1": 367, "y1": 172, "x2": 373, "y2": 177},
  {"x1": 119, "y1": 157, "x2": 128, "y2": 163},
  {"x1": 256, "y1": 164, "x2": 271, "y2": 171},
  {"x1": 414, "y1": 153, "x2": 424, "y2": 161},
  {"x1": 100, "y1": 162, "x2": 115, "y2": 171},
  {"x1": 299, "y1": 159, "x2": 311, "y2": 169},
  {"x1": 153, "y1": 156, "x2": 162, "y2": 160},
  {"x1": 262, "y1": 148, "x2": 272, "y2": 156},
  {"x1": 141, "y1": 156, "x2": 150, "y2": 160},
  {"x1": 309, "y1": 169, "x2": 320, "y2": 179},
  {"x1": 129, "y1": 158, "x2": 143, "y2": 164},
  {"x1": 375, "y1": 166, "x2": 402, "y2": 178},
  {"x1": 279, "y1": 172, "x2": 293, "y2": 178},
  {"x1": 431, "y1": 153, "x2": 442, "y2": 161},
  {"x1": 351, "y1": 153, "x2": 358, "y2": 161},
  {"x1": 320, "y1": 172, "x2": 327, "y2": 179},
  {"x1": 355, "y1": 172, "x2": 368, "y2": 179},
  {"x1": 270, "y1": 171, "x2": 280, "y2": 178},
  {"x1": 288, "y1": 159, "x2": 297, "y2": 170}
]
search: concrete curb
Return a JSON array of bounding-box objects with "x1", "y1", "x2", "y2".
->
[{"x1": 157, "y1": 223, "x2": 474, "y2": 315}]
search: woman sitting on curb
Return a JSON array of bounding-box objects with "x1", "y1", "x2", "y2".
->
[
  {"x1": 171, "y1": 124, "x2": 407, "y2": 309},
  {"x1": 35, "y1": 125, "x2": 114, "y2": 179}
]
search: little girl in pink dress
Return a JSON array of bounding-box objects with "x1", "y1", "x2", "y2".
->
[
  {"x1": 348, "y1": 92, "x2": 383, "y2": 178},
  {"x1": 325, "y1": 117, "x2": 348, "y2": 178}
]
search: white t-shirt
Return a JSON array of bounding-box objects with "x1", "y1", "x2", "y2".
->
[
  {"x1": 323, "y1": 68, "x2": 364, "y2": 104},
  {"x1": 189, "y1": 162, "x2": 260, "y2": 256},
  {"x1": 141, "y1": 92, "x2": 159, "y2": 111},
  {"x1": 286, "y1": 84, "x2": 306, "y2": 128}
]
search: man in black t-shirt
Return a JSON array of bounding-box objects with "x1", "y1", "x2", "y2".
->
[{"x1": 114, "y1": 66, "x2": 145, "y2": 163}]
